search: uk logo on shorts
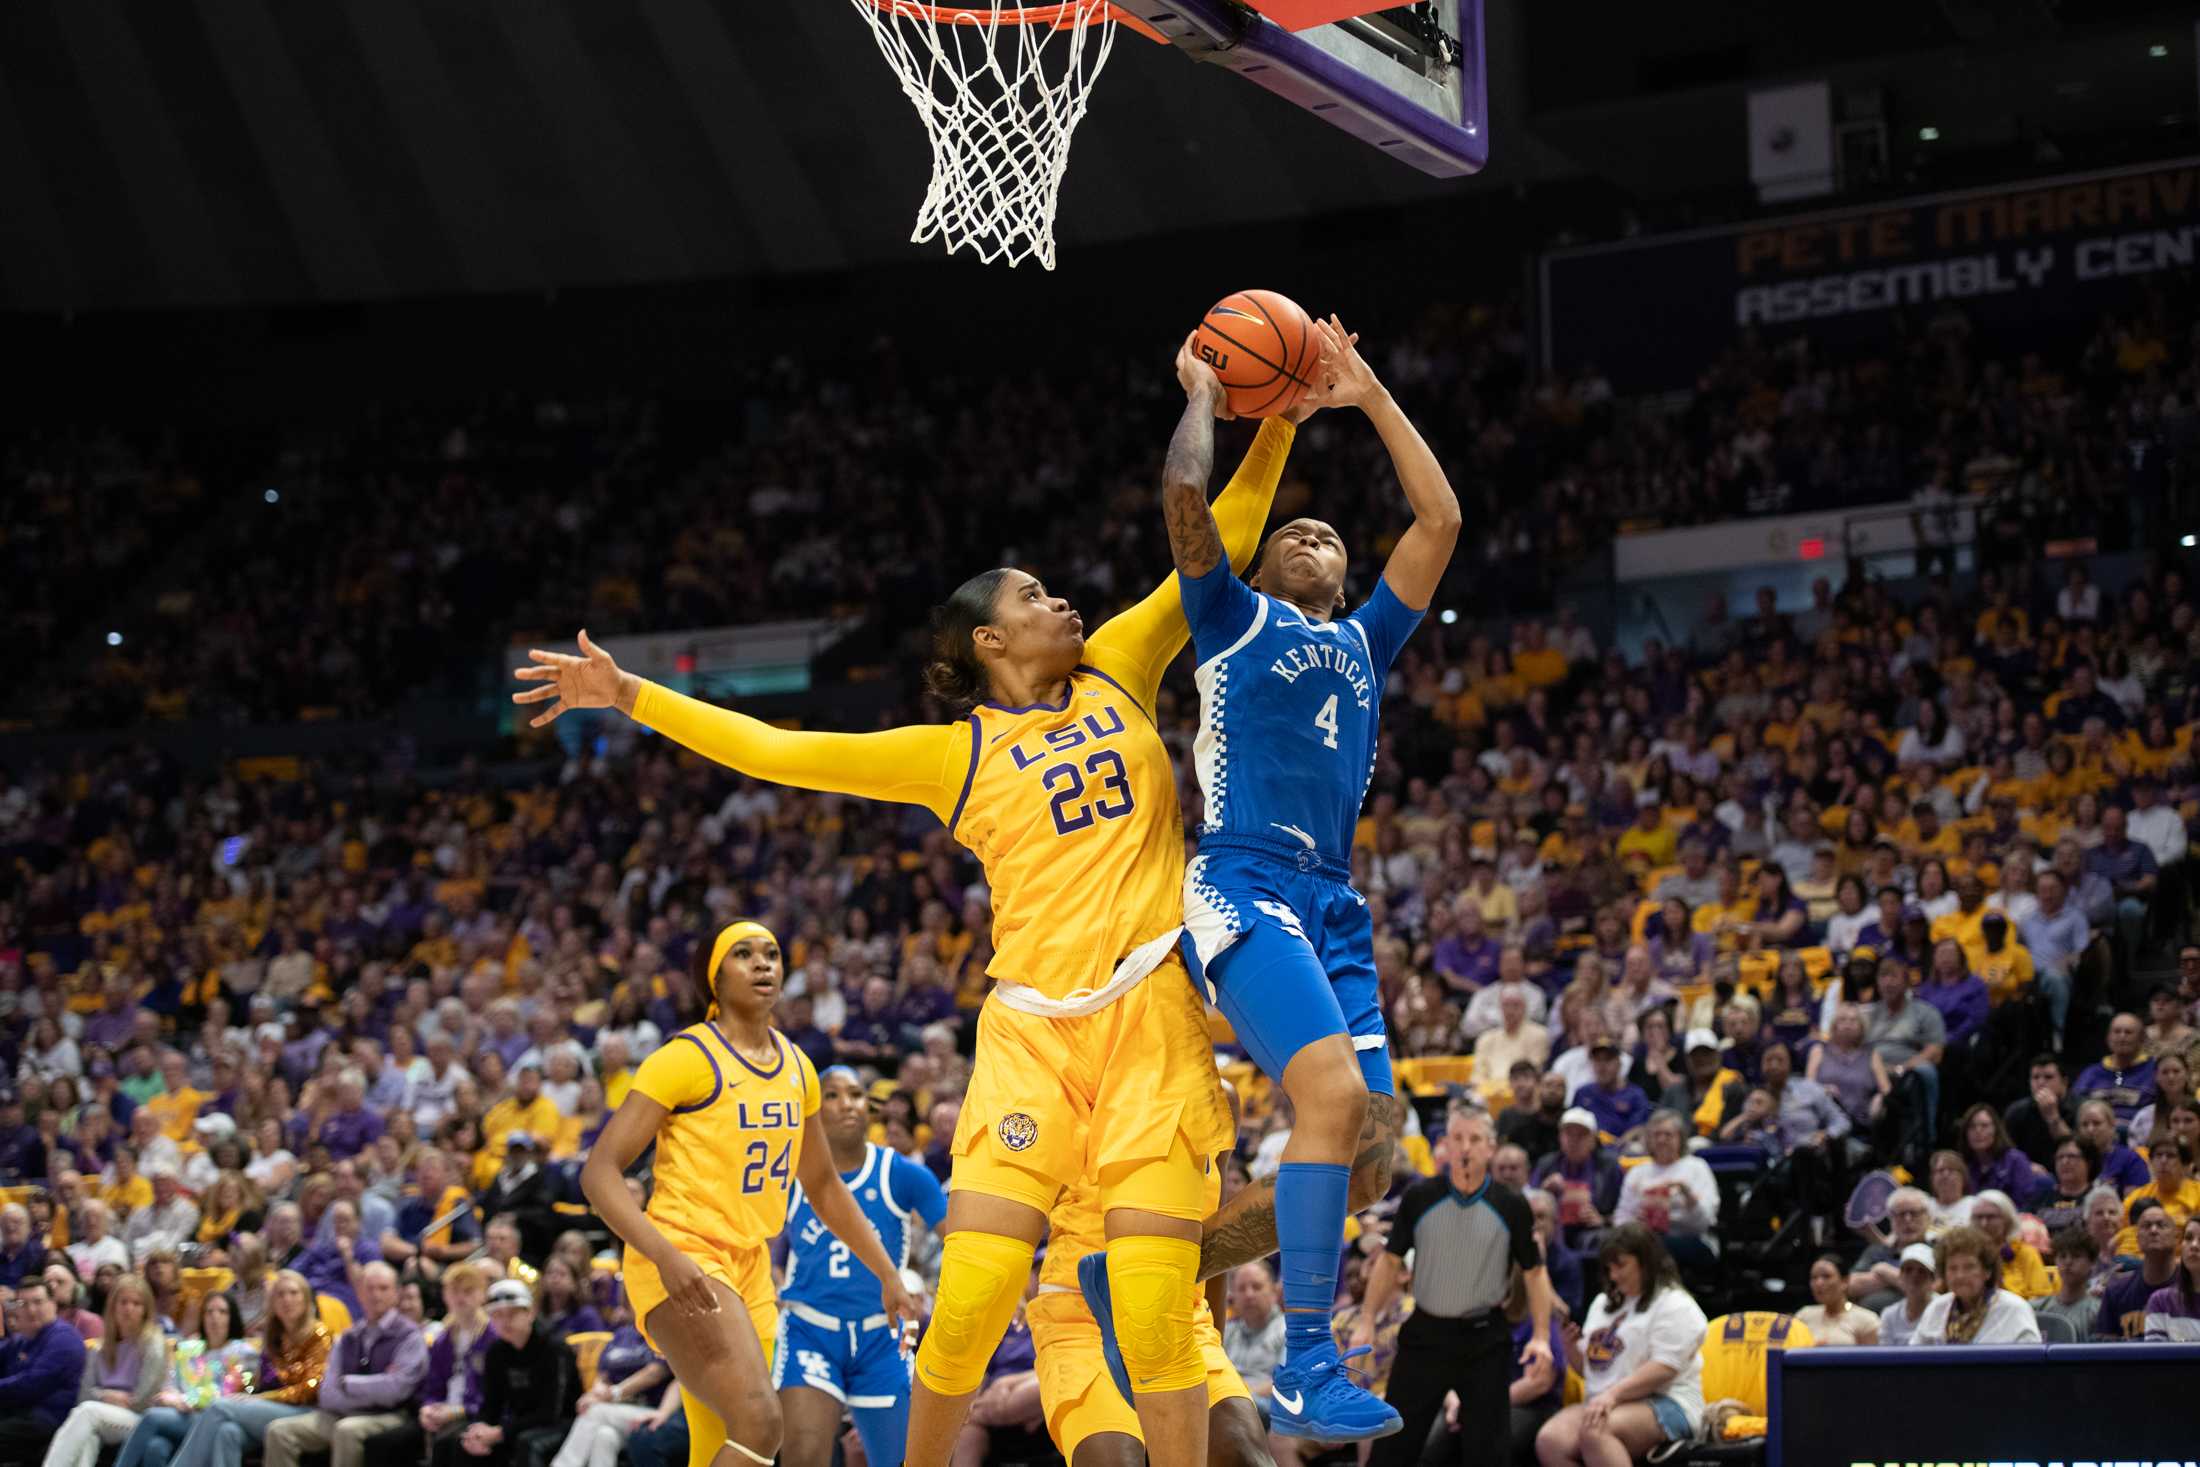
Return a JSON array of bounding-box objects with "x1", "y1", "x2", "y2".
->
[{"x1": 998, "y1": 1112, "x2": 1038, "y2": 1151}]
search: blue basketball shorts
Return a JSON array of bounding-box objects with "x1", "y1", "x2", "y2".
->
[
  {"x1": 1181, "y1": 838, "x2": 1392, "y2": 1096},
  {"x1": 773, "y1": 1302, "x2": 912, "y2": 1448}
]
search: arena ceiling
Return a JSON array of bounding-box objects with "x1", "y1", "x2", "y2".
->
[
  {"x1": 2, "y1": 1, "x2": 2186, "y2": 315},
  {"x1": 0, "y1": 0, "x2": 1542, "y2": 314}
]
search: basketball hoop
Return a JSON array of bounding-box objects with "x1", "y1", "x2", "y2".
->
[{"x1": 849, "y1": 0, "x2": 1123, "y2": 270}]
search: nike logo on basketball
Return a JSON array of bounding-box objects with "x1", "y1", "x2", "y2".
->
[{"x1": 1273, "y1": 1387, "x2": 1304, "y2": 1414}]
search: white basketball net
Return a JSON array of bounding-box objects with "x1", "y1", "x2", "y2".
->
[{"x1": 849, "y1": 0, "x2": 1119, "y2": 270}]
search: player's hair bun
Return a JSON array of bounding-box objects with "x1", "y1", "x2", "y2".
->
[{"x1": 924, "y1": 568, "x2": 1011, "y2": 717}]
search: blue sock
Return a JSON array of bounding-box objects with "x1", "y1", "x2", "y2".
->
[{"x1": 1275, "y1": 1160, "x2": 1350, "y2": 1362}]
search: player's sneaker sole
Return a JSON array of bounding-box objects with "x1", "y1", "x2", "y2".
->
[
  {"x1": 1075, "y1": 1251, "x2": 1137, "y2": 1405},
  {"x1": 1267, "y1": 1405, "x2": 1406, "y2": 1441}
]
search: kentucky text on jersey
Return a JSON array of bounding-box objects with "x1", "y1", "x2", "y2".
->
[
  {"x1": 1267, "y1": 641, "x2": 1373, "y2": 710},
  {"x1": 1180, "y1": 556, "x2": 1423, "y2": 861}
]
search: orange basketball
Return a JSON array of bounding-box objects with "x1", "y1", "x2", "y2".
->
[{"x1": 1192, "y1": 289, "x2": 1320, "y2": 419}]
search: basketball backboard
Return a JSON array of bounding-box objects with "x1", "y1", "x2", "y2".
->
[
  {"x1": 1118, "y1": 0, "x2": 1486, "y2": 177},
  {"x1": 846, "y1": 0, "x2": 1483, "y2": 268}
]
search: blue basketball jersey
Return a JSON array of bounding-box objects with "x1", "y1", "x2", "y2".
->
[
  {"x1": 782, "y1": 1144, "x2": 947, "y2": 1319},
  {"x1": 1180, "y1": 557, "x2": 1424, "y2": 861}
]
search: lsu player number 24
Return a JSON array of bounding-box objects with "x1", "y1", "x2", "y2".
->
[{"x1": 579, "y1": 922, "x2": 919, "y2": 1467}]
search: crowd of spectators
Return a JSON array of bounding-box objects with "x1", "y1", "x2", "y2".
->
[
  {"x1": 2, "y1": 274, "x2": 2199, "y2": 1467},
  {"x1": 3, "y1": 528, "x2": 2198, "y2": 1464},
  {"x1": 14, "y1": 268, "x2": 2194, "y2": 733}
]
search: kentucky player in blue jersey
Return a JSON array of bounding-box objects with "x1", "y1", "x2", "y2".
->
[
  {"x1": 776, "y1": 1066, "x2": 948, "y2": 1467},
  {"x1": 1084, "y1": 316, "x2": 1461, "y2": 1442}
]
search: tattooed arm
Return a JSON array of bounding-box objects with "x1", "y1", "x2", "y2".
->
[
  {"x1": 1199, "y1": 1092, "x2": 1403, "y2": 1282},
  {"x1": 1164, "y1": 333, "x2": 1228, "y2": 577}
]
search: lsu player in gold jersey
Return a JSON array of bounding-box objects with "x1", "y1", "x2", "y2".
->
[
  {"x1": 580, "y1": 921, "x2": 919, "y2": 1467},
  {"x1": 516, "y1": 394, "x2": 1325, "y2": 1467}
]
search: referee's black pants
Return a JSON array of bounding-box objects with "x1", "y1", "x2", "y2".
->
[{"x1": 1370, "y1": 1309, "x2": 1512, "y2": 1467}]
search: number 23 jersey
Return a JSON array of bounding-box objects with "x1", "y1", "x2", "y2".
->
[
  {"x1": 631, "y1": 1024, "x2": 821, "y2": 1252},
  {"x1": 1180, "y1": 558, "x2": 1423, "y2": 862},
  {"x1": 953, "y1": 667, "x2": 1189, "y2": 1002}
]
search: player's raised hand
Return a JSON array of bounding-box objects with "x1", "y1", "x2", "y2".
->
[
  {"x1": 1283, "y1": 314, "x2": 1356, "y2": 423},
  {"x1": 512, "y1": 629, "x2": 625, "y2": 727},
  {"x1": 1301, "y1": 313, "x2": 1381, "y2": 411},
  {"x1": 1175, "y1": 331, "x2": 1232, "y2": 418}
]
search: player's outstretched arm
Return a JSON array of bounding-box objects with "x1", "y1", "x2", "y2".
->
[
  {"x1": 795, "y1": 1115, "x2": 922, "y2": 1338},
  {"x1": 1083, "y1": 341, "x2": 1315, "y2": 710},
  {"x1": 514, "y1": 631, "x2": 965, "y2": 818},
  {"x1": 1317, "y1": 315, "x2": 1461, "y2": 611},
  {"x1": 1162, "y1": 332, "x2": 1229, "y2": 578}
]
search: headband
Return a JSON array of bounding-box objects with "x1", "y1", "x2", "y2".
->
[
  {"x1": 705, "y1": 920, "x2": 779, "y2": 1019},
  {"x1": 821, "y1": 1065, "x2": 862, "y2": 1088}
]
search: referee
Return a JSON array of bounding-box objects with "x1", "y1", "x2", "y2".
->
[{"x1": 1358, "y1": 1105, "x2": 1554, "y2": 1467}]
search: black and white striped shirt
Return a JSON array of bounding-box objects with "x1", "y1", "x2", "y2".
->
[{"x1": 1385, "y1": 1174, "x2": 1539, "y2": 1319}]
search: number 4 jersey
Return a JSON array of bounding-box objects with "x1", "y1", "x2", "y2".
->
[
  {"x1": 782, "y1": 1143, "x2": 946, "y2": 1325},
  {"x1": 1180, "y1": 557, "x2": 1423, "y2": 862},
  {"x1": 630, "y1": 1024, "x2": 821, "y2": 1255}
]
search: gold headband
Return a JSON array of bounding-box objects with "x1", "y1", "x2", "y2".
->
[{"x1": 705, "y1": 921, "x2": 778, "y2": 1019}]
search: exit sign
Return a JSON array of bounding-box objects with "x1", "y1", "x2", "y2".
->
[{"x1": 1798, "y1": 537, "x2": 1826, "y2": 560}]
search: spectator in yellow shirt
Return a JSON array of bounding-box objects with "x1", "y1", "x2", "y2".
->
[
  {"x1": 1904, "y1": 802, "x2": 1962, "y2": 861},
  {"x1": 1617, "y1": 798, "x2": 1678, "y2": 868},
  {"x1": 1970, "y1": 914, "x2": 2036, "y2": 1006},
  {"x1": 1465, "y1": 860, "x2": 1519, "y2": 933},
  {"x1": 597, "y1": 1033, "x2": 637, "y2": 1111},
  {"x1": 101, "y1": 1145, "x2": 155, "y2": 1218},
  {"x1": 139, "y1": 1052, "x2": 209, "y2": 1144},
  {"x1": 1970, "y1": 1190, "x2": 2053, "y2": 1299},
  {"x1": 2110, "y1": 1138, "x2": 2200, "y2": 1257},
  {"x1": 1929, "y1": 874, "x2": 1993, "y2": 956},
  {"x1": 1513, "y1": 622, "x2": 1570, "y2": 690},
  {"x1": 479, "y1": 1065, "x2": 561, "y2": 1189}
]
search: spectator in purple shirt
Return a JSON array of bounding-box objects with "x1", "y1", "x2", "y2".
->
[
  {"x1": 294, "y1": 1202, "x2": 380, "y2": 1318},
  {"x1": 0, "y1": 1277, "x2": 89, "y2": 1460},
  {"x1": 2096, "y1": 1201, "x2": 2180, "y2": 1338},
  {"x1": 352, "y1": 1042, "x2": 407, "y2": 1118},
  {"x1": 1919, "y1": 939, "x2": 1991, "y2": 1102},
  {"x1": 1957, "y1": 1103, "x2": 2050, "y2": 1209},
  {"x1": 1852, "y1": 885, "x2": 1912, "y2": 959},
  {"x1": 2074, "y1": 1012, "x2": 2157, "y2": 1129},
  {"x1": 0, "y1": 1204, "x2": 38, "y2": 1289},
  {"x1": 775, "y1": 994, "x2": 835, "y2": 1077},
  {"x1": 1575, "y1": 1039, "x2": 1653, "y2": 1146},
  {"x1": 482, "y1": 1006, "x2": 532, "y2": 1075},
  {"x1": 2086, "y1": 808, "x2": 2160, "y2": 960},
  {"x1": 80, "y1": 979, "x2": 139, "y2": 1055},
  {"x1": 891, "y1": 957, "x2": 960, "y2": 1048},
  {"x1": 2076, "y1": 1098, "x2": 2151, "y2": 1195},
  {"x1": 262, "y1": 1262, "x2": 427, "y2": 1467},
  {"x1": 1433, "y1": 901, "x2": 1503, "y2": 998},
  {"x1": 835, "y1": 977, "x2": 899, "y2": 1063},
  {"x1": 312, "y1": 1076, "x2": 385, "y2": 1162},
  {"x1": 0, "y1": 1094, "x2": 38, "y2": 1183},
  {"x1": 2142, "y1": 1216, "x2": 2200, "y2": 1341}
]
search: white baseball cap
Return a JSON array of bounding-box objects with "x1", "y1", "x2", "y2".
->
[
  {"x1": 486, "y1": 1279, "x2": 534, "y2": 1312},
  {"x1": 1684, "y1": 1029, "x2": 1723, "y2": 1054},
  {"x1": 1559, "y1": 1107, "x2": 1598, "y2": 1132},
  {"x1": 1898, "y1": 1243, "x2": 1938, "y2": 1273}
]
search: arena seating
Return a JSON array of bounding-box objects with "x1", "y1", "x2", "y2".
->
[{"x1": 1, "y1": 278, "x2": 2196, "y2": 1467}]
